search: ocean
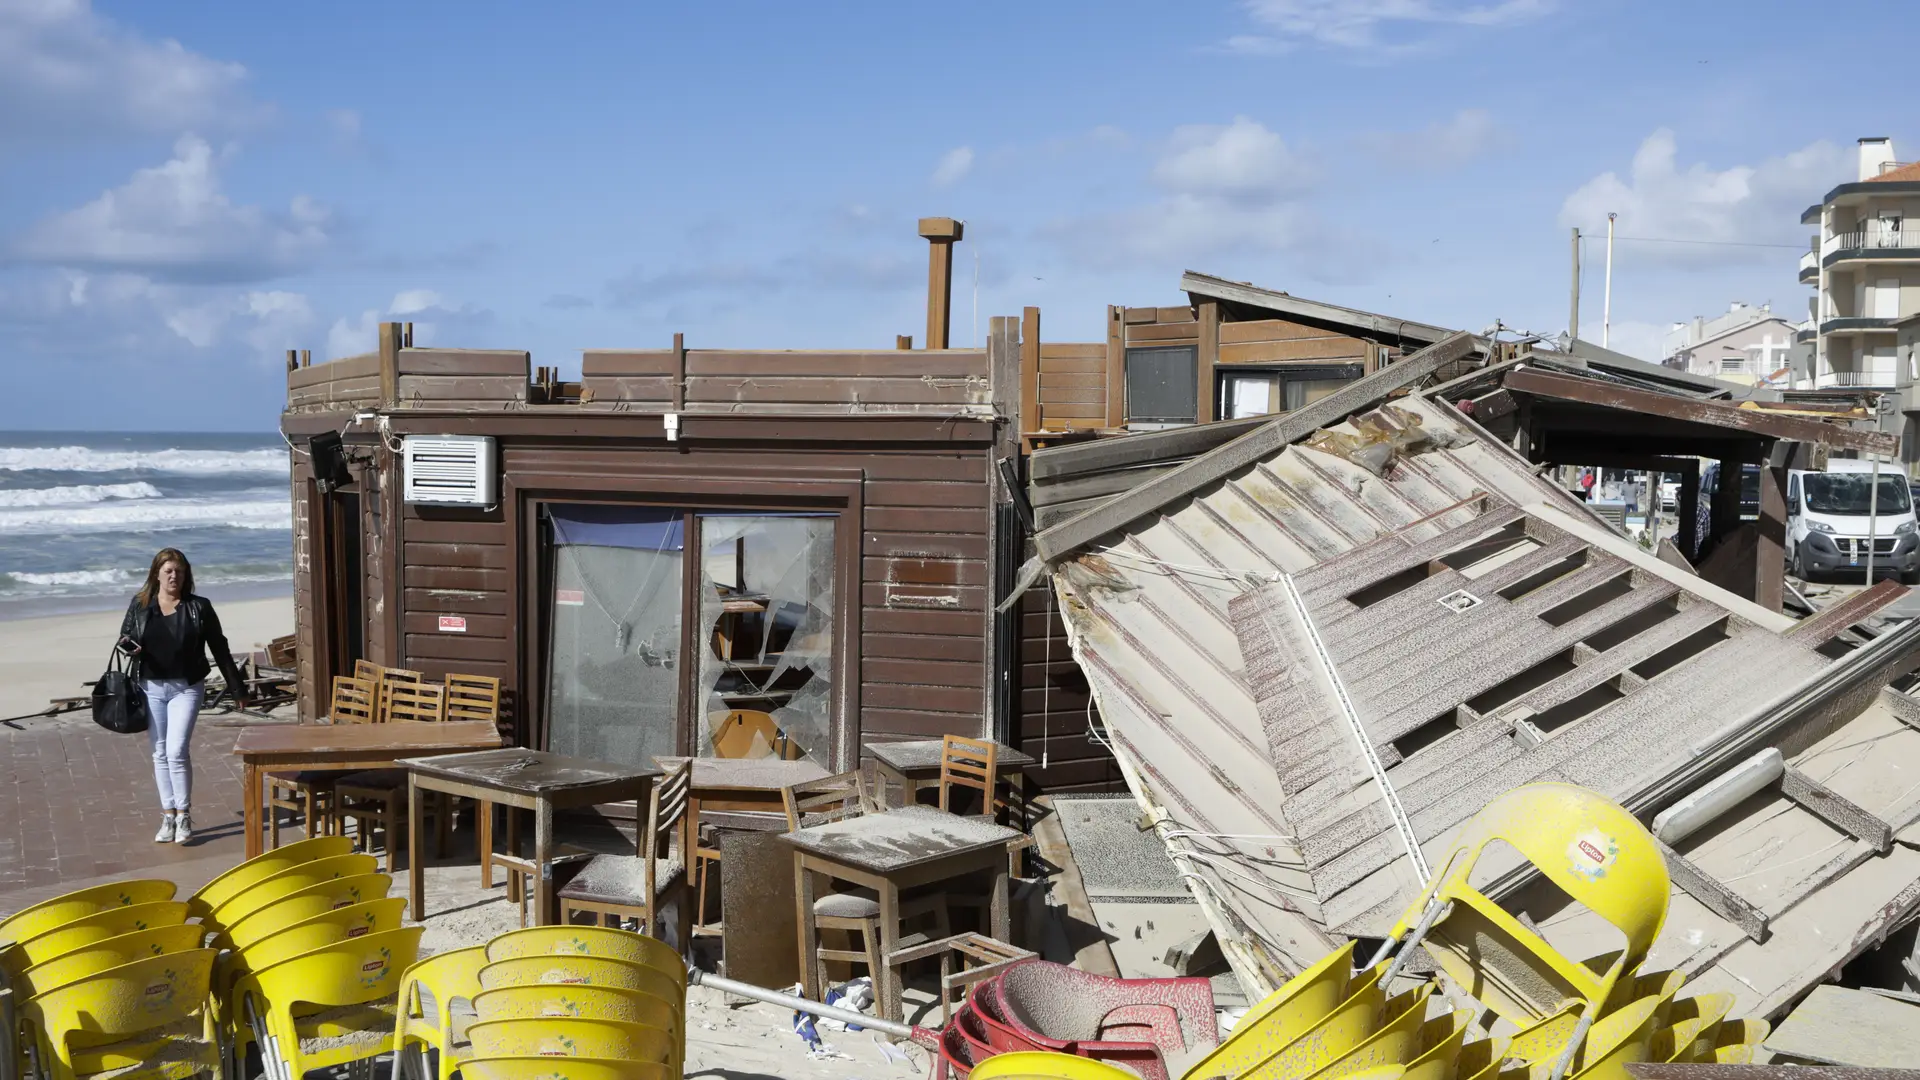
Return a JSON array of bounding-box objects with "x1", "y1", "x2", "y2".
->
[{"x1": 0, "y1": 431, "x2": 293, "y2": 619}]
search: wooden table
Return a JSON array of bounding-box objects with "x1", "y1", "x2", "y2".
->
[
  {"x1": 232, "y1": 721, "x2": 503, "y2": 860},
  {"x1": 867, "y1": 739, "x2": 1036, "y2": 819},
  {"x1": 782, "y1": 804, "x2": 1020, "y2": 1024},
  {"x1": 399, "y1": 749, "x2": 660, "y2": 926}
]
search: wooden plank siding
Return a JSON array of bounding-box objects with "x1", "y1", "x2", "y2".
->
[
  {"x1": 1016, "y1": 588, "x2": 1123, "y2": 792},
  {"x1": 579, "y1": 349, "x2": 993, "y2": 413}
]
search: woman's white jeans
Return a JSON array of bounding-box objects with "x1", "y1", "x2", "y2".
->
[{"x1": 141, "y1": 679, "x2": 203, "y2": 811}]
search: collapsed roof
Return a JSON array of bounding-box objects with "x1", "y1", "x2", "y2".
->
[{"x1": 1027, "y1": 330, "x2": 1920, "y2": 1019}]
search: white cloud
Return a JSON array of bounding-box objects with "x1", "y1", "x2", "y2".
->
[
  {"x1": 1559, "y1": 130, "x2": 1848, "y2": 264},
  {"x1": 0, "y1": 0, "x2": 261, "y2": 140},
  {"x1": 13, "y1": 134, "x2": 334, "y2": 283},
  {"x1": 1153, "y1": 116, "x2": 1315, "y2": 200},
  {"x1": 1359, "y1": 108, "x2": 1506, "y2": 168},
  {"x1": 4, "y1": 266, "x2": 313, "y2": 355},
  {"x1": 931, "y1": 146, "x2": 974, "y2": 187},
  {"x1": 1230, "y1": 0, "x2": 1554, "y2": 52}
]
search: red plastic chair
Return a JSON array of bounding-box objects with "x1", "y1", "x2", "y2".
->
[
  {"x1": 967, "y1": 977, "x2": 1170, "y2": 1080},
  {"x1": 992, "y1": 960, "x2": 1219, "y2": 1062}
]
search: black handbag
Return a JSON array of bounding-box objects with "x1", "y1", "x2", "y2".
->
[{"x1": 92, "y1": 645, "x2": 149, "y2": 734}]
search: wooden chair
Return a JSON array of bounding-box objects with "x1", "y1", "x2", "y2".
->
[
  {"x1": 783, "y1": 771, "x2": 948, "y2": 997},
  {"x1": 709, "y1": 709, "x2": 800, "y2": 760},
  {"x1": 938, "y1": 735, "x2": 998, "y2": 814},
  {"x1": 265, "y1": 675, "x2": 374, "y2": 848},
  {"x1": 334, "y1": 682, "x2": 449, "y2": 870},
  {"x1": 376, "y1": 667, "x2": 425, "y2": 722},
  {"x1": 555, "y1": 760, "x2": 695, "y2": 948},
  {"x1": 445, "y1": 673, "x2": 502, "y2": 724}
]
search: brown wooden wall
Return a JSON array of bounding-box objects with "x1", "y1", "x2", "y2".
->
[
  {"x1": 1016, "y1": 586, "x2": 1122, "y2": 793},
  {"x1": 582, "y1": 349, "x2": 992, "y2": 413},
  {"x1": 1219, "y1": 319, "x2": 1382, "y2": 365},
  {"x1": 1035, "y1": 343, "x2": 1108, "y2": 431}
]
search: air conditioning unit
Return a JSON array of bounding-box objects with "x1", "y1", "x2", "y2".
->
[{"x1": 402, "y1": 435, "x2": 497, "y2": 506}]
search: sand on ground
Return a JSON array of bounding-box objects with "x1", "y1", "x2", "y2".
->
[{"x1": 0, "y1": 594, "x2": 293, "y2": 720}]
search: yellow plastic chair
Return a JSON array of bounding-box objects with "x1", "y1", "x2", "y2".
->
[
  {"x1": 467, "y1": 1017, "x2": 672, "y2": 1062},
  {"x1": 1458, "y1": 1037, "x2": 1520, "y2": 1080},
  {"x1": 1376, "y1": 783, "x2": 1669, "y2": 1078},
  {"x1": 1182, "y1": 941, "x2": 1358, "y2": 1080},
  {"x1": 222, "y1": 898, "x2": 406, "y2": 1080},
  {"x1": 206, "y1": 852, "x2": 379, "y2": 931},
  {"x1": 478, "y1": 955, "x2": 681, "y2": 1003},
  {"x1": 220, "y1": 872, "x2": 392, "y2": 950},
  {"x1": 1648, "y1": 994, "x2": 1734, "y2": 1064},
  {"x1": 233, "y1": 925, "x2": 423, "y2": 1080},
  {"x1": 16, "y1": 948, "x2": 220, "y2": 1080},
  {"x1": 1691, "y1": 1018, "x2": 1767, "y2": 1064},
  {"x1": 2, "y1": 902, "x2": 191, "y2": 978},
  {"x1": 1237, "y1": 963, "x2": 1389, "y2": 1080},
  {"x1": 188, "y1": 835, "x2": 353, "y2": 920},
  {"x1": 472, "y1": 983, "x2": 679, "y2": 1030},
  {"x1": 483, "y1": 926, "x2": 686, "y2": 992},
  {"x1": 0, "y1": 880, "x2": 176, "y2": 948},
  {"x1": 14, "y1": 925, "x2": 205, "y2": 1000},
  {"x1": 1508, "y1": 969, "x2": 1685, "y2": 1069},
  {"x1": 461, "y1": 1058, "x2": 673, "y2": 1080},
  {"x1": 969, "y1": 1051, "x2": 1148, "y2": 1080},
  {"x1": 393, "y1": 945, "x2": 490, "y2": 1080},
  {"x1": 1300, "y1": 983, "x2": 1436, "y2": 1080},
  {"x1": 1545, "y1": 984, "x2": 1679, "y2": 1080},
  {"x1": 1399, "y1": 1011, "x2": 1470, "y2": 1080}
]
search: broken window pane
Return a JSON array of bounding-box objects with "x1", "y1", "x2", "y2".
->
[
  {"x1": 545, "y1": 506, "x2": 684, "y2": 768},
  {"x1": 696, "y1": 514, "x2": 835, "y2": 764}
]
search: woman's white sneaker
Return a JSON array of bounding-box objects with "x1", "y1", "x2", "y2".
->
[
  {"x1": 155, "y1": 815, "x2": 176, "y2": 843},
  {"x1": 173, "y1": 813, "x2": 193, "y2": 844}
]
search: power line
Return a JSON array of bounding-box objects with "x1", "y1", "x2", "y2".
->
[{"x1": 1606, "y1": 235, "x2": 1804, "y2": 250}]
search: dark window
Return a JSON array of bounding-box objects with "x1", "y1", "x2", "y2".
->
[{"x1": 1125, "y1": 346, "x2": 1198, "y2": 425}]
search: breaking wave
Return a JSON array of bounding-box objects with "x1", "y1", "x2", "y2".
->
[
  {"x1": 6, "y1": 569, "x2": 132, "y2": 587},
  {"x1": 0, "y1": 482, "x2": 164, "y2": 507},
  {"x1": 0, "y1": 446, "x2": 287, "y2": 475},
  {"x1": 0, "y1": 494, "x2": 292, "y2": 535}
]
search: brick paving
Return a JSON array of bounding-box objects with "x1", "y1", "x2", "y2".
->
[{"x1": 0, "y1": 713, "x2": 252, "y2": 916}]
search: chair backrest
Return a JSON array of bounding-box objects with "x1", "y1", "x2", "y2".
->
[
  {"x1": 19, "y1": 948, "x2": 218, "y2": 1064},
  {"x1": 709, "y1": 709, "x2": 796, "y2": 760},
  {"x1": 477, "y1": 955, "x2": 682, "y2": 1005},
  {"x1": 398, "y1": 945, "x2": 492, "y2": 1028},
  {"x1": 473, "y1": 984, "x2": 679, "y2": 1032},
  {"x1": 376, "y1": 667, "x2": 424, "y2": 722},
  {"x1": 646, "y1": 759, "x2": 694, "y2": 869},
  {"x1": 468, "y1": 1017, "x2": 673, "y2": 1062},
  {"x1": 3, "y1": 902, "x2": 191, "y2": 977},
  {"x1": 462, "y1": 1058, "x2": 673, "y2": 1080},
  {"x1": 938, "y1": 735, "x2": 998, "y2": 813},
  {"x1": 329, "y1": 676, "x2": 377, "y2": 723},
  {"x1": 226, "y1": 879, "x2": 398, "y2": 951},
  {"x1": 189, "y1": 835, "x2": 354, "y2": 920},
  {"x1": 386, "y1": 680, "x2": 446, "y2": 724},
  {"x1": 485, "y1": 926, "x2": 685, "y2": 987},
  {"x1": 237, "y1": 897, "x2": 409, "y2": 972},
  {"x1": 445, "y1": 673, "x2": 503, "y2": 724},
  {"x1": 248, "y1": 926, "x2": 424, "y2": 1013},
  {"x1": 16, "y1": 924, "x2": 206, "y2": 1000},
  {"x1": 210, "y1": 853, "x2": 383, "y2": 931},
  {"x1": 353, "y1": 659, "x2": 382, "y2": 684},
  {"x1": 0, "y1": 879, "x2": 177, "y2": 948},
  {"x1": 782, "y1": 769, "x2": 873, "y2": 831}
]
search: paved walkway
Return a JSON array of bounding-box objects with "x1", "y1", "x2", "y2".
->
[{"x1": 0, "y1": 712, "x2": 253, "y2": 916}]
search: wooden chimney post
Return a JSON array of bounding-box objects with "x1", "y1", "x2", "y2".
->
[{"x1": 918, "y1": 217, "x2": 963, "y2": 350}]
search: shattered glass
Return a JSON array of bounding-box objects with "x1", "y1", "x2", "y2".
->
[{"x1": 695, "y1": 514, "x2": 835, "y2": 764}]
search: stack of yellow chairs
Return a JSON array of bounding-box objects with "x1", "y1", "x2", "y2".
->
[{"x1": 1169, "y1": 783, "x2": 1768, "y2": 1080}]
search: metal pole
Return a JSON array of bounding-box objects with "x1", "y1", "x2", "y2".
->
[
  {"x1": 1569, "y1": 227, "x2": 1581, "y2": 343},
  {"x1": 1868, "y1": 457, "x2": 1881, "y2": 584},
  {"x1": 687, "y1": 967, "x2": 940, "y2": 1048},
  {"x1": 1603, "y1": 213, "x2": 1617, "y2": 349}
]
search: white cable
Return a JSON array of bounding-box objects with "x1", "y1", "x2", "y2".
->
[{"x1": 1278, "y1": 571, "x2": 1430, "y2": 884}]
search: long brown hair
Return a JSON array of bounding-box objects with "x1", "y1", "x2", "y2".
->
[{"x1": 136, "y1": 548, "x2": 195, "y2": 607}]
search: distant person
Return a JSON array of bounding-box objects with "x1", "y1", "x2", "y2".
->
[
  {"x1": 116, "y1": 548, "x2": 248, "y2": 845},
  {"x1": 1579, "y1": 469, "x2": 1596, "y2": 500}
]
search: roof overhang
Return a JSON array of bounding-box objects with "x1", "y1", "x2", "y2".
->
[{"x1": 1180, "y1": 271, "x2": 1455, "y2": 348}]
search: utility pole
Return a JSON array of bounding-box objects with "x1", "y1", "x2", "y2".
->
[
  {"x1": 1603, "y1": 213, "x2": 1617, "y2": 350},
  {"x1": 1569, "y1": 227, "x2": 1581, "y2": 343}
]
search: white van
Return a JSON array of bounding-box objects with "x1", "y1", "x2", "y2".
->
[{"x1": 1786, "y1": 458, "x2": 1920, "y2": 582}]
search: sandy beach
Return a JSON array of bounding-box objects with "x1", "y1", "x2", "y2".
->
[{"x1": 0, "y1": 593, "x2": 293, "y2": 721}]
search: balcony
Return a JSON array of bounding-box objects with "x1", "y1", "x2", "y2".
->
[
  {"x1": 1819, "y1": 316, "x2": 1903, "y2": 336},
  {"x1": 1822, "y1": 226, "x2": 1920, "y2": 265},
  {"x1": 1800, "y1": 247, "x2": 1819, "y2": 283},
  {"x1": 1815, "y1": 367, "x2": 1897, "y2": 389}
]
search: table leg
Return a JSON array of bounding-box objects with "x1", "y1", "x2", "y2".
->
[
  {"x1": 506, "y1": 806, "x2": 521, "y2": 904},
  {"x1": 878, "y1": 881, "x2": 903, "y2": 1025},
  {"x1": 989, "y1": 859, "x2": 1010, "y2": 942},
  {"x1": 243, "y1": 763, "x2": 263, "y2": 860},
  {"x1": 533, "y1": 798, "x2": 555, "y2": 926},
  {"x1": 875, "y1": 762, "x2": 909, "y2": 809},
  {"x1": 408, "y1": 776, "x2": 426, "y2": 923},
  {"x1": 795, "y1": 858, "x2": 820, "y2": 1001},
  {"x1": 478, "y1": 798, "x2": 493, "y2": 888}
]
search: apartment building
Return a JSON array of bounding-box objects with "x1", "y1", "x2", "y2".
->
[
  {"x1": 1661, "y1": 301, "x2": 1798, "y2": 387},
  {"x1": 1802, "y1": 137, "x2": 1920, "y2": 389}
]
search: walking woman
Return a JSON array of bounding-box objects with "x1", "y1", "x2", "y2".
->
[{"x1": 117, "y1": 548, "x2": 249, "y2": 844}]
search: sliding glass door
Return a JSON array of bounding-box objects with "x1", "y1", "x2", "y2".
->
[{"x1": 544, "y1": 504, "x2": 836, "y2": 768}]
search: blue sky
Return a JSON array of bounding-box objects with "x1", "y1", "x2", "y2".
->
[{"x1": 1, "y1": 0, "x2": 1912, "y2": 430}]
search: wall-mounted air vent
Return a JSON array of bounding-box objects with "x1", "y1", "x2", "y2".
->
[{"x1": 402, "y1": 435, "x2": 497, "y2": 506}]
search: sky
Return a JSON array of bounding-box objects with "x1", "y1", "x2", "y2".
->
[{"x1": 1, "y1": 0, "x2": 1914, "y2": 431}]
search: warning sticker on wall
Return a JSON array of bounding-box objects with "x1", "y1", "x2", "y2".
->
[
  {"x1": 438, "y1": 615, "x2": 468, "y2": 633},
  {"x1": 555, "y1": 589, "x2": 585, "y2": 606}
]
